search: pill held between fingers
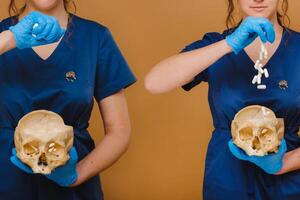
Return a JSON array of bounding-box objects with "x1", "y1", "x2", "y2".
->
[
  {"x1": 264, "y1": 68, "x2": 269, "y2": 78},
  {"x1": 33, "y1": 23, "x2": 39, "y2": 29},
  {"x1": 32, "y1": 23, "x2": 39, "y2": 38},
  {"x1": 257, "y1": 85, "x2": 267, "y2": 90}
]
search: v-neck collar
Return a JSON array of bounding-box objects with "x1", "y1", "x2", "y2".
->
[{"x1": 241, "y1": 27, "x2": 288, "y2": 68}]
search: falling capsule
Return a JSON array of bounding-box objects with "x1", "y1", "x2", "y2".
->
[
  {"x1": 257, "y1": 85, "x2": 267, "y2": 90},
  {"x1": 264, "y1": 69, "x2": 269, "y2": 78}
]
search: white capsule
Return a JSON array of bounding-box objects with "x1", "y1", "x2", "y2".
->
[
  {"x1": 33, "y1": 23, "x2": 39, "y2": 29},
  {"x1": 257, "y1": 85, "x2": 267, "y2": 90},
  {"x1": 32, "y1": 23, "x2": 39, "y2": 38},
  {"x1": 264, "y1": 68, "x2": 269, "y2": 78},
  {"x1": 254, "y1": 60, "x2": 260, "y2": 69},
  {"x1": 257, "y1": 66, "x2": 264, "y2": 74},
  {"x1": 257, "y1": 78, "x2": 262, "y2": 85},
  {"x1": 259, "y1": 52, "x2": 263, "y2": 60},
  {"x1": 252, "y1": 75, "x2": 258, "y2": 84},
  {"x1": 264, "y1": 51, "x2": 268, "y2": 59}
]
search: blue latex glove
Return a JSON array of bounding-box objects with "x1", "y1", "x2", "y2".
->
[
  {"x1": 228, "y1": 139, "x2": 287, "y2": 174},
  {"x1": 226, "y1": 16, "x2": 275, "y2": 54},
  {"x1": 9, "y1": 11, "x2": 65, "y2": 49},
  {"x1": 10, "y1": 147, "x2": 78, "y2": 187}
]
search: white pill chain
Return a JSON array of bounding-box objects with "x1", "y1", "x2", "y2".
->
[
  {"x1": 32, "y1": 23, "x2": 39, "y2": 38},
  {"x1": 252, "y1": 43, "x2": 268, "y2": 90}
]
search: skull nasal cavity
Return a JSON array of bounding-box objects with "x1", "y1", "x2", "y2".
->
[
  {"x1": 252, "y1": 136, "x2": 261, "y2": 150},
  {"x1": 38, "y1": 153, "x2": 48, "y2": 166}
]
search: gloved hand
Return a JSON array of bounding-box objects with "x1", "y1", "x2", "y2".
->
[
  {"x1": 228, "y1": 139, "x2": 287, "y2": 174},
  {"x1": 226, "y1": 16, "x2": 275, "y2": 54},
  {"x1": 10, "y1": 147, "x2": 78, "y2": 187},
  {"x1": 9, "y1": 11, "x2": 65, "y2": 49}
]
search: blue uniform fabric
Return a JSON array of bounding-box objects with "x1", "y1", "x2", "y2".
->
[
  {"x1": 0, "y1": 15, "x2": 136, "y2": 200},
  {"x1": 181, "y1": 29, "x2": 300, "y2": 200}
]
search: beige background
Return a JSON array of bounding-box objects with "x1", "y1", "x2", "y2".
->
[{"x1": 1, "y1": 0, "x2": 300, "y2": 200}]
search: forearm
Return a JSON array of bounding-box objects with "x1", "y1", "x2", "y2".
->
[
  {"x1": 0, "y1": 30, "x2": 16, "y2": 55},
  {"x1": 276, "y1": 148, "x2": 300, "y2": 175},
  {"x1": 71, "y1": 127, "x2": 131, "y2": 186},
  {"x1": 145, "y1": 39, "x2": 232, "y2": 94}
]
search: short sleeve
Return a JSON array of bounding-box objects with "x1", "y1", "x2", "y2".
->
[
  {"x1": 181, "y1": 32, "x2": 223, "y2": 91},
  {"x1": 0, "y1": 21, "x2": 3, "y2": 33},
  {"x1": 94, "y1": 28, "x2": 136, "y2": 101}
]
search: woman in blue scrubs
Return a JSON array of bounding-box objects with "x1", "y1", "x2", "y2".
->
[
  {"x1": 0, "y1": 0, "x2": 136, "y2": 199},
  {"x1": 146, "y1": 0, "x2": 300, "y2": 199}
]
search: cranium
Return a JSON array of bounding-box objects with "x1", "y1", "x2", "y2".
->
[
  {"x1": 14, "y1": 110, "x2": 74, "y2": 174},
  {"x1": 231, "y1": 105, "x2": 284, "y2": 156}
]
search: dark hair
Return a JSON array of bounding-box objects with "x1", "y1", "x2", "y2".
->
[
  {"x1": 226, "y1": 0, "x2": 290, "y2": 29},
  {"x1": 8, "y1": 0, "x2": 76, "y2": 17}
]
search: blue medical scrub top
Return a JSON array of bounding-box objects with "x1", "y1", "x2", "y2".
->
[
  {"x1": 182, "y1": 29, "x2": 300, "y2": 200},
  {"x1": 0, "y1": 15, "x2": 136, "y2": 200}
]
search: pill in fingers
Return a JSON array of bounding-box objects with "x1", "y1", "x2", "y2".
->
[{"x1": 32, "y1": 23, "x2": 39, "y2": 38}]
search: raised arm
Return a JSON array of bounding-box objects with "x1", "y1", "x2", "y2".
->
[
  {"x1": 144, "y1": 39, "x2": 232, "y2": 94},
  {"x1": 0, "y1": 11, "x2": 64, "y2": 55},
  {"x1": 145, "y1": 17, "x2": 275, "y2": 94}
]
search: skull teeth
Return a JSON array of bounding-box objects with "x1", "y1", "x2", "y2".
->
[
  {"x1": 48, "y1": 147, "x2": 57, "y2": 153},
  {"x1": 261, "y1": 129, "x2": 268, "y2": 134},
  {"x1": 49, "y1": 143, "x2": 55, "y2": 148}
]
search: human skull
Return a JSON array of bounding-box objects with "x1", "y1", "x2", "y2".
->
[
  {"x1": 14, "y1": 110, "x2": 74, "y2": 174},
  {"x1": 231, "y1": 105, "x2": 284, "y2": 156}
]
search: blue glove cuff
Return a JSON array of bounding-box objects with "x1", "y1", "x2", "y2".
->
[
  {"x1": 9, "y1": 26, "x2": 24, "y2": 49},
  {"x1": 46, "y1": 170, "x2": 78, "y2": 187},
  {"x1": 225, "y1": 35, "x2": 240, "y2": 55}
]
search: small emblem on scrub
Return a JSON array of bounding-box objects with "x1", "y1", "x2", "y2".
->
[
  {"x1": 279, "y1": 80, "x2": 288, "y2": 90},
  {"x1": 66, "y1": 71, "x2": 76, "y2": 82}
]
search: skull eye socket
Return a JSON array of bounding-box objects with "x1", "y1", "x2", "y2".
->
[
  {"x1": 259, "y1": 128, "x2": 274, "y2": 143},
  {"x1": 46, "y1": 142, "x2": 65, "y2": 159},
  {"x1": 239, "y1": 127, "x2": 253, "y2": 141},
  {"x1": 23, "y1": 141, "x2": 40, "y2": 157}
]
